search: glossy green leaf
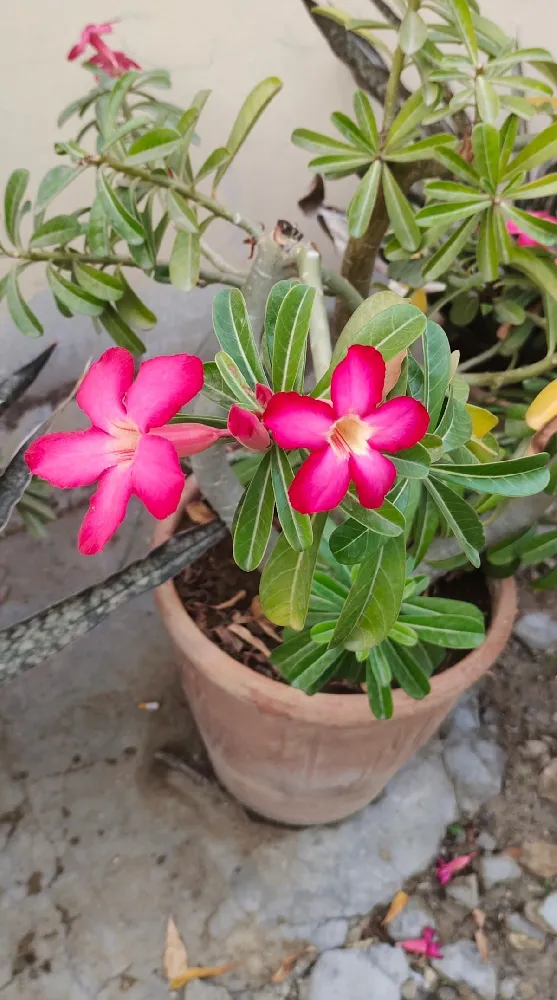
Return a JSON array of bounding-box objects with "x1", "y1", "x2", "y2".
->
[
  {"x1": 214, "y1": 351, "x2": 258, "y2": 409},
  {"x1": 6, "y1": 270, "x2": 43, "y2": 336},
  {"x1": 411, "y1": 490, "x2": 439, "y2": 563},
  {"x1": 340, "y1": 493, "x2": 405, "y2": 537},
  {"x1": 353, "y1": 90, "x2": 378, "y2": 151},
  {"x1": 399, "y1": 10, "x2": 428, "y2": 54},
  {"x1": 391, "y1": 444, "x2": 432, "y2": 479},
  {"x1": 167, "y1": 190, "x2": 199, "y2": 233},
  {"x1": 270, "y1": 447, "x2": 313, "y2": 552},
  {"x1": 201, "y1": 361, "x2": 238, "y2": 408},
  {"x1": 99, "y1": 115, "x2": 154, "y2": 152},
  {"x1": 35, "y1": 165, "x2": 82, "y2": 214},
  {"x1": 330, "y1": 111, "x2": 374, "y2": 152},
  {"x1": 46, "y1": 265, "x2": 104, "y2": 317},
  {"x1": 87, "y1": 196, "x2": 109, "y2": 256},
  {"x1": 308, "y1": 153, "x2": 375, "y2": 177},
  {"x1": 96, "y1": 171, "x2": 145, "y2": 246},
  {"x1": 382, "y1": 166, "x2": 420, "y2": 252},
  {"x1": 329, "y1": 518, "x2": 380, "y2": 564},
  {"x1": 398, "y1": 612, "x2": 484, "y2": 649},
  {"x1": 448, "y1": 0, "x2": 478, "y2": 61},
  {"x1": 477, "y1": 207, "x2": 500, "y2": 282},
  {"x1": 272, "y1": 283, "x2": 315, "y2": 392},
  {"x1": 332, "y1": 302, "x2": 426, "y2": 384},
  {"x1": 423, "y1": 320, "x2": 451, "y2": 426},
  {"x1": 4, "y1": 169, "x2": 29, "y2": 245},
  {"x1": 384, "y1": 135, "x2": 455, "y2": 164},
  {"x1": 29, "y1": 214, "x2": 81, "y2": 248},
  {"x1": 498, "y1": 114, "x2": 519, "y2": 175},
  {"x1": 434, "y1": 146, "x2": 482, "y2": 186},
  {"x1": 503, "y1": 204, "x2": 557, "y2": 246},
  {"x1": 386, "y1": 92, "x2": 426, "y2": 149},
  {"x1": 512, "y1": 172, "x2": 557, "y2": 200},
  {"x1": 115, "y1": 271, "x2": 156, "y2": 331},
  {"x1": 347, "y1": 161, "x2": 382, "y2": 238},
  {"x1": 506, "y1": 120, "x2": 557, "y2": 177},
  {"x1": 264, "y1": 279, "x2": 299, "y2": 362},
  {"x1": 385, "y1": 640, "x2": 431, "y2": 698},
  {"x1": 291, "y1": 129, "x2": 357, "y2": 155},
  {"x1": 196, "y1": 146, "x2": 230, "y2": 183},
  {"x1": 98, "y1": 305, "x2": 146, "y2": 354},
  {"x1": 232, "y1": 452, "x2": 274, "y2": 571},
  {"x1": 214, "y1": 77, "x2": 283, "y2": 188},
  {"x1": 423, "y1": 216, "x2": 479, "y2": 281},
  {"x1": 213, "y1": 287, "x2": 267, "y2": 386},
  {"x1": 417, "y1": 200, "x2": 488, "y2": 228},
  {"x1": 73, "y1": 263, "x2": 124, "y2": 302},
  {"x1": 366, "y1": 647, "x2": 394, "y2": 720},
  {"x1": 475, "y1": 77, "x2": 499, "y2": 125},
  {"x1": 169, "y1": 231, "x2": 200, "y2": 291},
  {"x1": 508, "y1": 246, "x2": 557, "y2": 300},
  {"x1": 389, "y1": 621, "x2": 419, "y2": 647},
  {"x1": 403, "y1": 595, "x2": 484, "y2": 624},
  {"x1": 425, "y1": 477, "x2": 484, "y2": 566},
  {"x1": 433, "y1": 455, "x2": 550, "y2": 497},
  {"x1": 337, "y1": 534, "x2": 406, "y2": 652},
  {"x1": 436, "y1": 393, "x2": 473, "y2": 452},
  {"x1": 103, "y1": 71, "x2": 142, "y2": 134},
  {"x1": 125, "y1": 127, "x2": 181, "y2": 166},
  {"x1": 260, "y1": 513, "x2": 327, "y2": 630},
  {"x1": 472, "y1": 123, "x2": 499, "y2": 189}
]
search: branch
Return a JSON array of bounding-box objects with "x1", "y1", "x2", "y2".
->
[
  {"x1": 297, "y1": 244, "x2": 332, "y2": 379},
  {"x1": 382, "y1": 0, "x2": 421, "y2": 135}
]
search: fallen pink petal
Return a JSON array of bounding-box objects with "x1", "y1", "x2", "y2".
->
[
  {"x1": 436, "y1": 852, "x2": 476, "y2": 886},
  {"x1": 397, "y1": 927, "x2": 443, "y2": 960},
  {"x1": 24, "y1": 347, "x2": 215, "y2": 556},
  {"x1": 263, "y1": 345, "x2": 429, "y2": 514}
]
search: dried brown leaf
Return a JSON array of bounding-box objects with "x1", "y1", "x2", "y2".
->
[
  {"x1": 214, "y1": 589, "x2": 246, "y2": 610},
  {"x1": 170, "y1": 963, "x2": 238, "y2": 990},
  {"x1": 163, "y1": 916, "x2": 188, "y2": 984},
  {"x1": 382, "y1": 891, "x2": 409, "y2": 926},
  {"x1": 250, "y1": 596, "x2": 264, "y2": 619},
  {"x1": 186, "y1": 500, "x2": 215, "y2": 525},
  {"x1": 475, "y1": 928, "x2": 489, "y2": 962},
  {"x1": 214, "y1": 625, "x2": 243, "y2": 654},
  {"x1": 257, "y1": 618, "x2": 282, "y2": 643},
  {"x1": 271, "y1": 947, "x2": 314, "y2": 984},
  {"x1": 227, "y1": 623, "x2": 271, "y2": 657}
]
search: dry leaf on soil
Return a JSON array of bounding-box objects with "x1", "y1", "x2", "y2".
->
[
  {"x1": 163, "y1": 916, "x2": 237, "y2": 990},
  {"x1": 271, "y1": 946, "x2": 315, "y2": 984},
  {"x1": 227, "y1": 623, "x2": 271, "y2": 657},
  {"x1": 185, "y1": 500, "x2": 215, "y2": 524},
  {"x1": 213, "y1": 589, "x2": 246, "y2": 610},
  {"x1": 382, "y1": 891, "x2": 409, "y2": 925},
  {"x1": 473, "y1": 909, "x2": 489, "y2": 962}
]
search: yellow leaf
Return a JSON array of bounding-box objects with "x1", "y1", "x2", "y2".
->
[
  {"x1": 526, "y1": 378, "x2": 557, "y2": 430},
  {"x1": 466, "y1": 403, "x2": 498, "y2": 439},
  {"x1": 382, "y1": 890, "x2": 409, "y2": 925},
  {"x1": 410, "y1": 288, "x2": 427, "y2": 313},
  {"x1": 527, "y1": 95, "x2": 557, "y2": 110},
  {"x1": 164, "y1": 917, "x2": 188, "y2": 984},
  {"x1": 170, "y1": 963, "x2": 238, "y2": 990}
]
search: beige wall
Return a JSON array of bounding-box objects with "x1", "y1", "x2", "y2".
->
[{"x1": 3, "y1": 0, "x2": 557, "y2": 295}]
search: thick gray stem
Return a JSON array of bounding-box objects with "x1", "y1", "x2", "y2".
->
[
  {"x1": 242, "y1": 233, "x2": 286, "y2": 342},
  {"x1": 297, "y1": 244, "x2": 332, "y2": 381}
]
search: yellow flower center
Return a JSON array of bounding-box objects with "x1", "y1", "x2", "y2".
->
[
  {"x1": 110, "y1": 419, "x2": 141, "y2": 462},
  {"x1": 328, "y1": 414, "x2": 371, "y2": 457}
]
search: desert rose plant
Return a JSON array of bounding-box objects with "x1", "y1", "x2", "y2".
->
[{"x1": 2, "y1": 5, "x2": 557, "y2": 718}]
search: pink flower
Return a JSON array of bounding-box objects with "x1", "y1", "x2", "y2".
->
[
  {"x1": 25, "y1": 348, "x2": 227, "y2": 555},
  {"x1": 228, "y1": 384, "x2": 273, "y2": 452},
  {"x1": 506, "y1": 210, "x2": 557, "y2": 248},
  {"x1": 67, "y1": 22, "x2": 115, "y2": 61},
  {"x1": 89, "y1": 49, "x2": 141, "y2": 77},
  {"x1": 397, "y1": 927, "x2": 443, "y2": 960},
  {"x1": 67, "y1": 22, "x2": 140, "y2": 78},
  {"x1": 263, "y1": 345, "x2": 429, "y2": 514},
  {"x1": 436, "y1": 852, "x2": 476, "y2": 886}
]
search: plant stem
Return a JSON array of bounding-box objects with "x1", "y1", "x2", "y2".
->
[
  {"x1": 382, "y1": 0, "x2": 421, "y2": 134},
  {"x1": 458, "y1": 342, "x2": 502, "y2": 372},
  {"x1": 200, "y1": 240, "x2": 248, "y2": 278},
  {"x1": 297, "y1": 245, "x2": 332, "y2": 380},
  {"x1": 94, "y1": 153, "x2": 262, "y2": 240},
  {"x1": 321, "y1": 266, "x2": 364, "y2": 314},
  {"x1": 463, "y1": 353, "x2": 557, "y2": 388},
  {"x1": 241, "y1": 233, "x2": 286, "y2": 342}
]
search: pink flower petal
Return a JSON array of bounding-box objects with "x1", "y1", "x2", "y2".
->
[
  {"x1": 396, "y1": 927, "x2": 443, "y2": 959},
  {"x1": 152, "y1": 423, "x2": 230, "y2": 457},
  {"x1": 78, "y1": 464, "x2": 133, "y2": 555},
  {"x1": 331, "y1": 345, "x2": 385, "y2": 418},
  {"x1": 264, "y1": 392, "x2": 334, "y2": 449},
  {"x1": 289, "y1": 446, "x2": 350, "y2": 513},
  {"x1": 131, "y1": 435, "x2": 184, "y2": 520},
  {"x1": 113, "y1": 51, "x2": 141, "y2": 71},
  {"x1": 77, "y1": 347, "x2": 134, "y2": 433},
  {"x1": 349, "y1": 447, "x2": 396, "y2": 509},
  {"x1": 228, "y1": 405, "x2": 270, "y2": 451},
  {"x1": 125, "y1": 354, "x2": 204, "y2": 433},
  {"x1": 255, "y1": 383, "x2": 273, "y2": 408},
  {"x1": 436, "y1": 852, "x2": 476, "y2": 886},
  {"x1": 365, "y1": 397, "x2": 430, "y2": 452},
  {"x1": 25, "y1": 429, "x2": 116, "y2": 488}
]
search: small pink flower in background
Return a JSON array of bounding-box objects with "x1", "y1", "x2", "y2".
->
[
  {"x1": 67, "y1": 22, "x2": 140, "y2": 78},
  {"x1": 263, "y1": 345, "x2": 429, "y2": 514},
  {"x1": 67, "y1": 22, "x2": 115, "y2": 61},
  {"x1": 397, "y1": 927, "x2": 443, "y2": 960},
  {"x1": 228, "y1": 384, "x2": 273, "y2": 452},
  {"x1": 436, "y1": 852, "x2": 476, "y2": 886},
  {"x1": 506, "y1": 210, "x2": 557, "y2": 248},
  {"x1": 25, "y1": 348, "x2": 227, "y2": 555}
]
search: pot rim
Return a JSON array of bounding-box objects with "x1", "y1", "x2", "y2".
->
[{"x1": 154, "y1": 483, "x2": 518, "y2": 726}]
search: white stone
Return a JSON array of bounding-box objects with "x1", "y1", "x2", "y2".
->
[
  {"x1": 310, "y1": 919, "x2": 349, "y2": 951},
  {"x1": 514, "y1": 612, "x2": 557, "y2": 652},
  {"x1": 443, "y1": 739, "x2": 506, "y2": 814},
  {"x1": 505, "y1": 913, "x2": 546, "y2": 942},
  {"x1": 521, "y1": 740, "x2": 549, "y2": 760},
  {"x1": 538, "y1": 892, "x2": 557, "y2": 933},
  {"x1": 481, "y1": 854, "x2": 523, "y2": 888},
  {"x1": 500, "y1": 979, "x2": 519, "y2": 1000},
  {"x1": 307, "y1": 945, "x2": 409, "y2": 1000},
  {"x1": 476, "y1": 832, "x2": 497, "y2": 852},
  {"x1": 387, "y1": 897, "x2": 436, "y2": 942},
  {"x1": 433, "y1": 941, "x2": 498, "y2": 1000},
  {"x1": 443, "y1": 691, "x2": 481, "y2": 737},
  {"x1": 186, "y1": 984, "x2": 233, "y2": 1000},
  {"x1": 446, "y1": 874, "x2": 480, "y2": 911}
]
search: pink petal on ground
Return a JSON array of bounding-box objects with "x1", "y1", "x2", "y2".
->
[
  {"x1": 365, "y1": 397, "x2": 430, "y2": 452},
  {"x1": 77, "y1": 464, "x2": 133, "y2": 555},
  {"x1": 228, "y1": 405, "x2": 270, "y2": 451},
  {"x1": 25, "y1": 429, "x2": 117, "y2": 489},
  {"x1": 152, "y1": 423, "x2": 230, "y2": 457},
  {"x1": 264, "y1": 393, "x2": 334, "y2": 449},
  {"x1": 397, "y1": 927, "x2": 443, "y2": 959},
  {"x1": 436, "y1": 852, "x2": 476, "y2": 886},
  {"x1": 349, "y1": 447, "x2": 396, "y2": 509},
  {"x1": 77, "y1": 347, "x2": 134, "y2": 432},
  {"x1": 131, "y1": 435, "x2": 184, "y2": 519},
  {"x1": 289, "y1": 446, "x2": 350, "y2": 513},
  {"x1": 331, "y1": 345, "x2": 385, "y2": 418},
  {"x1": 255, "y1": 383, "x2": 273, "y2": 407},
  {"x1": 125, "y1": 354, "x2": 204, "y2": 433}
]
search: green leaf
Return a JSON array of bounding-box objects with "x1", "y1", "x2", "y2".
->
[
  {"x1": 384, "y1": 135, "x2": 455, "y2": 164},
  {"x1": 291, "y1": 129, "x2": 356, "y2": 155},
  {"x1": 308, "y1": 153, "x2": 375, "y2": 177},
  {"x1": 347, "y1": 161, "x2": 382, "y2": 238},
  {"x1": 201, "y1": 361, "x2": 238, "y2": 408},
  {"x1": 115, "y1": 271, "x2": 156, "y2": 331},
  {"x1": 472, "y1": 123, "x2": 499, "y2": 189},
  {"x1": 334, "y1": 534, "x2": 406, "y2": 652},
  {"x1": 382, "y1": 166, "x2": 420, "y2": 252},
  {"x1": 73, "y1": 263, "x2": 124, "y2": 302},
  {"x1": 475, "y1": 77, "x2": 499, "y2": 125},
  {"x1": 270, "y1": 447, "x2": 313, "y2": 552},
  {"x1": 503, "y1": 204, "x2": 557, "y2": 247},
  {"x1": 532, "y1": 563, "x2": 557, "y2": 590},
  {"x1": 399, "y1": 10, "x2": 428, "y2": 54},
  {"x1": 169, "y1": 231, "x2": 200, "y2": 291},
  {"x1": 125, "y1": 128, "x2": 182, "y2": 166},
  {"x1": 232, "y1": 452, "x2": 274, "y2": 571},
  {"x1": 506, "y1": 121, "x2": 557, "y2": 176},
  {"x1": 353, "y1": 91, "x2": 378, "y2": 151},
  {"x1": 340, "y1": 493, "x2": 405, "y2": 537},
  {"x1": 4, "y1": 169, "x2": 29, "y2": 245},
  {"x1": 434, "y1": 146, "x2": 482, "y2": 186},
  {"x1": 260, "y1": 513, "x2": 327, "y2": 630},
  {"x1": 214, "y1": 351, "x2": 258, "y2": 409},
  {"x1": 213, "y1": 288, "x2": 268, "y2": 387},
  {"x1": 87, "y1": 196, "x2": 110, "y2": 256},
  {"x1": 272, "y1": 283, "x2": 315, "y2": 392},
  {"x1": 97, "y1": 305, "x2": 146, "y2": 354},
  {"x1": 196, "y1": 147, "x2": 230, "y2": 183},
  {"x1": 329, "y1": 518, "x2": 379, "y2": 564},
  {"x1": 6, "y1": 270, "x2": 43, "y2": 336},
  {"x1": 398, "y1": 612, "x2": 484, "y2": 649},
  {"x1": 389, "y1": 621, "x2": 419, "y2": 647},
  {"x1": 417, "y1": 200, "x2": 488, "y2": 228},
  {"x1": 264, "y1": 279, "x2": 299, "y2": 362},
  {"x1": 96, "y1": 170, "x2": 145, "y2": 246},
  {"x1": 29, "y1": 214, "x2": 81, "y2": 249},
  {"x1": 423, "y1": 216, "x2": 479, "y2": 281},
  {"x1": 436, "y1": 393, "x2": 473, "y2": 452},
  {"x1": 500, "y1": 95, "x2": 536, "y2": 120},
  {"x1": 499, "y1": 115, "x2": 519, "y2": 175},
  {"x1": 511, "y1": 173, "x2": 557, "y2": 200},
  {"x1": 35, "y1": 165, "x2": 82, "y2": 214},
  {"x1": 330, "y1": 111, "x2": 374, "y2": 152},
  {"x1": 214, "y1": 77, "x2": 283, "y2": 188},
  {"x1": 477, "y1": 208, "x2": 500, "y2": 282},
  {"x1": 166, "y1": 190, "x2": 199, "y2": 234},
  {"x1": 423, "y1": 320, "x2": 451, "y2": 426},
  {"x1": 448, "y1": 0, "x2": 478, "y2": 61},
  {"x1": 385, "y1": 640, "x2": 431, "y2": 698},
  {"x1": 391, "y1": 444, "x2": 432, "y2": 479},
  {"x1": 99, "y1": 115, "x2": 154, "y2": 152},
  {"x1": 46, "y1": 264, "x2": 104, "y2": 317},
  {"x1": 433, "y1": 455, "x2": 550, "y2": 497},
  {"x1": 386, "y1": 92, "x2": 426, "y2": 149},
  {"x1": 332, "y1": 301, "x2": 426, "y2": 378},
  {"x1": 425, "y1": 477, "x2": 484, "y2": 566},
  {"x1": 411, "y1": 490, "x2": 439, "y2": 563},
  {"x1": 328, "y1": 291, "x2": 404, "y2": 370},
  {"x1": 366, "y1": 648, "x2": 394, "y2": 720},
  {"x1": 104, "y1": 71, "x2": 142, "y2": 134},
  {"x1": 508, "y1": 246, "x2": 557, "y2": 301}
]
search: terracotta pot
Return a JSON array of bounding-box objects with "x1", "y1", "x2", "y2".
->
[{"x1": 154, "y1": 488, "x2": 517, "y2": 826}]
